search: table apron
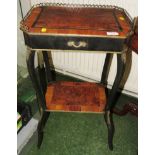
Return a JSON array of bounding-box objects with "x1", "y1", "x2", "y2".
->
[{"x1": 24, "y1": 33, "x2": 126, "y2": 52}]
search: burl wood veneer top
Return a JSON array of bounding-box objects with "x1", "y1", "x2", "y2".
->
[
  {"x1": 45, "y1": 82, "x2": 106, "y2": 113},
  {"x1": 21, "y1": 5, "x2": 132, "y2": 38}
]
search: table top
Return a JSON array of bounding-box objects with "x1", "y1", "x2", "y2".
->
[{"x1": 21, "y1": 4, "x2": 132, "y2": 38}]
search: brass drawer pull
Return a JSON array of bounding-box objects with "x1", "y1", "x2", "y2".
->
[{"x1": 67, "y1": 41, "x2": 87, "y2": 48}]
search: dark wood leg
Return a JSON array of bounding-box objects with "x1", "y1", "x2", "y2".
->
[
  {"x1": 37, "y1": 51, "x2": 47, "y2": 94},
  {"x1": 42, "y1": 51, "x2": 56, "y2": 83},
  {"x1": 26, "y1": 49, "x2": 46, "y2": 110},
  {"x1": 37, "y1": 111, "x2": 50, "y2": 149},
  {"x1": 104, "y1": 53, "x2": 126, "y2": 150},
  {"x1": 101, "y1": 53, "x2": 113, "y2": 86},
  {"x1": 47, "y1": 51, "x2": 56, "y2": 81},
  {"x1": 26, "y1": 49, "x2": 47, "y2": 148},
  {"x1": 104, "y1": 111, "x2": 114, "y2": 150},
  {"x1": 38, "y1": 67, "x2": 47, "y2": 94}
]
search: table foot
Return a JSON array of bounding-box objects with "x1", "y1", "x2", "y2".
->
[
  {"x1": 104, "y1": 110, "x2": 114, "y2": 151},
  {"x1": 37, "y1": 111, "x2": 50, "y2": 149}
]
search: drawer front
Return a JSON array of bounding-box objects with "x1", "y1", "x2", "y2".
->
[{"x1": 24, "y1": 34, "x2": 125, "y2": 52}]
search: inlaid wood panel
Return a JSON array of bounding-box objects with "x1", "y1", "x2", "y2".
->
[
  {"x1": 21, "y1": 5, "x2": 132, "y2": 37},
  {"x1": 45, "y1": 82, "x2": 106, "y2": 112}
]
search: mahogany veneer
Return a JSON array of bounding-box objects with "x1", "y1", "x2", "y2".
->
[
  {"x1": 21, "y1": 5, "x2": 132, "y2": 52},
  {"x1": 130, "y1": 18, "x2": 138, "y2": 53},
  {"x1": 45, "y1": 82, "x2": 106, "y2": 112},
  {"x1": 21, "y1": 5, "x2": 131, "y2": 37},
  {"x1": 130, "y1": 34, "x2": 138, "y2": 53}
]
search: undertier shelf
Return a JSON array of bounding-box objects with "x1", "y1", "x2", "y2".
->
[{"x1": 45, "y1": 82, "x2": 106, "y2": 113}]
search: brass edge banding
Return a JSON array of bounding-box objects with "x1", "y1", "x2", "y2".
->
[
  {"x1": 45, "y1": 109, "x2": 104, "y2": 114},
  {"x1": 21, "y1": 2, "x2": 126, "y2": 24},
  {"x1": 32, "y1": 3, "x2": 125, "y2": 10},
  {"x1": 20, "y1": 3, "x2": 132, "y2": 36},
  {"x1": 23, "y1": 31, "x2": 127, "y2": 39},
  {"x1": 26, "y1": 46, "x2": 123, "y2": 54}
]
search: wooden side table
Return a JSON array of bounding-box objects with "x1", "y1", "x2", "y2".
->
[{"x1": 20, "y1": 3, "x2": 133, "y2": 151}]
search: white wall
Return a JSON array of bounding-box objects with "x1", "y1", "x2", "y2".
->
[
  {"x1": 17, "y1": 0, "x2": 138, "y2": 96},
  {"x1": 17, "y1": 0, "x2": 32, "y2": 67}
]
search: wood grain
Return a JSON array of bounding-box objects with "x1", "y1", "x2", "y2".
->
[
  {"x1": 45, "y1": 82, "x2": 106, "y2": 112},
  {"x1": 21, "y1": 6, "x2": 132, "y2": 38},
  {"x1": 130, "y1": 18, "x2": 138, "y2": 53}
]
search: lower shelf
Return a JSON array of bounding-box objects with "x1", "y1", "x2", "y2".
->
[{"x1": 45, "y1": 81, "x2": 106, "y2": 113}]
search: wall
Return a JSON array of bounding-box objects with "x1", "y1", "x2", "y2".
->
[{"x1": 17, "y1": 0, "x2": 138, "y2": 96}]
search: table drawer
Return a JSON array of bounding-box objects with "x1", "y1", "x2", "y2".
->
[{"x1": 24, "y1": 34, "x2": 126, "y2": 52}]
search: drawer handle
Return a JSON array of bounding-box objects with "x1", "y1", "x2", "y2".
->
[{"x1": 67, "y1": 41, "x2": 87, "y2": 48}]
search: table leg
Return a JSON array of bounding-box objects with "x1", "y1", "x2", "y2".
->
[
  {"x1": 42, "y1": 51, "x2": 52, "y2": 83},
  {"x1": 37, "y1": 111, "x2": 50, "y2": 149},
  {"x1": 104, "y1": 53, "x2": 126, "y2": 150},
  {"x1": 47, "y1": 51, "x2": 56, "y2": 81},
  {"x1": 101, "y1": 53, "x2": 113, "y2": 86},
  {"x1": 42, "y1": 51, "x2": 56, "y2": 83},
  {"x1": 26, "y1": 49, "x2": 46, "y2": 110},
  {"x1": 26, "y1": 49, "x2": 50, "y2": 148},
  {"x1": 37, "y1": 51, "x2": 47, "y2": 94}
]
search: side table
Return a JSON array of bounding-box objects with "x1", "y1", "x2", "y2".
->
[{"x1": 20, "y1": 3, "x2": 134, "y2": 150}]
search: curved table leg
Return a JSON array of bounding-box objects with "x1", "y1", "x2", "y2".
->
[
  {"x1": 104, "y1": 110, "x2": 114, "y2": 150},
  {"x1": 37, "y1": 111, "x2": 50, "y2": 148},
  {"x1": 101, "y1": 53, "x2": 113, "y2": 86},
  {"x1": 26, "y1": 49, "x2": 46, "y2": 110},
  {"x1": 37, "y1": 51, "x2": 47, "y2": 94},
  {"x1": 104, "y1": 53, "x2": 126, "y2": 150},
  {"x1": 42, "y1": 51, "x2": 53, "y2": 83},
  {"x1": 26, "y1": 49, "x2": 49, "y2": 148}
]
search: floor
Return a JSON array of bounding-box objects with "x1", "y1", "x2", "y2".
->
[{"x1": 18, "y1": 71, "x2": 138, "y2": 155}]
